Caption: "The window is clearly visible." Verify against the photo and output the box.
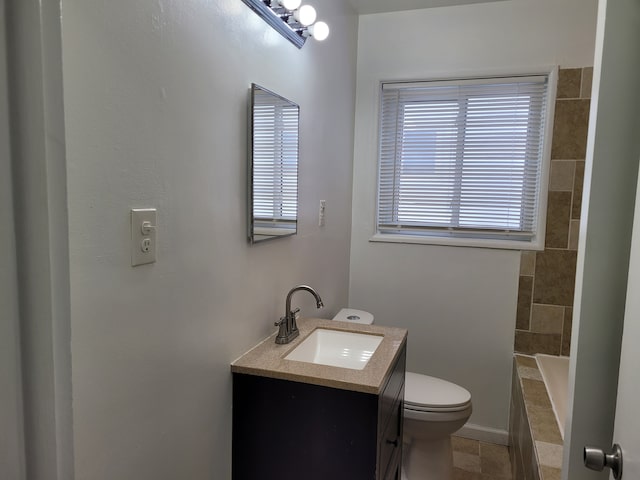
[376,74,554,249]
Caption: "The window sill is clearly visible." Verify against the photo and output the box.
[369,233,544,251]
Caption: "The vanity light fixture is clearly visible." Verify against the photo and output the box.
[272,0,301,10]
[241,0,330,48]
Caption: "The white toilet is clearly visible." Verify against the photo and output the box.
[332,309,473,480]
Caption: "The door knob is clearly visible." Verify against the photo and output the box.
[584,444,623,479]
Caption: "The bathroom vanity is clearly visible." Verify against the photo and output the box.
[231,318,407,480]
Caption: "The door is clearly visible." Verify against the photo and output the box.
[609,173,640,476]
[0,0,26,477]
[563,0,640,478]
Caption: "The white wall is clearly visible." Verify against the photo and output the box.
[350,0,598,436]
[60,0,358,478]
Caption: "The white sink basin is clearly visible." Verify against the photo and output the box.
[285,328,383,370]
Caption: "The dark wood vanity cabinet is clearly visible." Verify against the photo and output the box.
[232,343,406,480]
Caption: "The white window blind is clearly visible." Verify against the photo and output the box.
[252,92,299,224]
[377,75,551,245]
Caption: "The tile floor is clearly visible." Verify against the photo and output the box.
[452,436,513,480]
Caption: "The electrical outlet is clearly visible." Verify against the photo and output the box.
[131,208,157,266]
[141,238,152,253]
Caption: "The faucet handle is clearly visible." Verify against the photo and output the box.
[274,316,290,345]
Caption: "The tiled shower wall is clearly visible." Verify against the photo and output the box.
[514,67,592,356]
[510,356,564,480]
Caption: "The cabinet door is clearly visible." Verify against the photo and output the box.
[233,374,379,480]
[378,344,406,479]
[384,400,404,480]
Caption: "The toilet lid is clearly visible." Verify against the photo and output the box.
[404,372,471,411]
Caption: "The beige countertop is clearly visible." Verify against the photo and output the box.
[231,317,407,395]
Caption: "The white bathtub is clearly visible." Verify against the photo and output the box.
[535,354,570,439]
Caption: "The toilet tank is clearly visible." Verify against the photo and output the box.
[332,308,374,325]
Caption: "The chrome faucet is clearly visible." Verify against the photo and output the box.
[275,285,324,344]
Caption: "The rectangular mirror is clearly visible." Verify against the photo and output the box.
[248,84,299,244]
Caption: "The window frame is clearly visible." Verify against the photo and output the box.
[372,68,558,251]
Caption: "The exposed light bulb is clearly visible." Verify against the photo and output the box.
[308,21,329,41]
[294,4,317,27]
[283,0,302,9]
[273,0,301,11]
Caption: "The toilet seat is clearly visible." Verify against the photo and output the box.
[404,372,471,413]
[404,403,472,422]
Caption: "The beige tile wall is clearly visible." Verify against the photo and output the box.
[510,355,564,480]
[514,67,592,356]
[510,357,540,480]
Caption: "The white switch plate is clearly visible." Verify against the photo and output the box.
[131,208,157,266]
[319,200,326,227]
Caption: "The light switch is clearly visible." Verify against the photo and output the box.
[131,208,157,266]
[319,200,326,227]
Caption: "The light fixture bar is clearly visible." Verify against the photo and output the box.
[241,0,306,48]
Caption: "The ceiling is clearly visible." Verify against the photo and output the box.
[349,0,508,15]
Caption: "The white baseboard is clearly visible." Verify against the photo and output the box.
[454,423,509,445]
